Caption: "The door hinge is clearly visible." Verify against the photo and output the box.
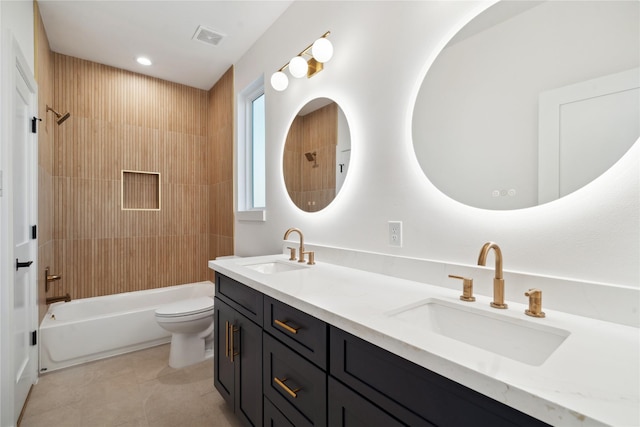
[31,117,41,134]
[32,225,37,239]
[31,330,37,346]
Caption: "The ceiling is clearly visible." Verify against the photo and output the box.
[37,0,294,90]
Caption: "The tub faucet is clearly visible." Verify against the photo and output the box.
[46,293,71,304]
[45,266,62,292]
[283,227,306,263]
[477,242,507,309]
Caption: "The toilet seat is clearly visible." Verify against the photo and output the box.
[155,296,214,318]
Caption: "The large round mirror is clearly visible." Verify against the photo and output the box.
[412,1,639,210]
[283,98,351,212]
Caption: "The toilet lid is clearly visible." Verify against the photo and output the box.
[155,296,214,317]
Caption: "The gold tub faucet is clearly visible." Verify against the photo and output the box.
[477,242,507,309]
[45,266,62,292]
[46,293,71,304]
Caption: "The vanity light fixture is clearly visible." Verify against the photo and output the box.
[271,31,333,92]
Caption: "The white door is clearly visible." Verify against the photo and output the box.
[12,47,38,422]
[538,68,640,203]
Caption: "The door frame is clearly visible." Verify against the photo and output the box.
[1,31,39,427]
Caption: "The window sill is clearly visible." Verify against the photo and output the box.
[237,210,266,222]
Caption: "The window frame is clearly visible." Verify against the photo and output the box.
[237,77,267,221]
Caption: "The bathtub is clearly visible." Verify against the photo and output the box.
[39,281,214,372]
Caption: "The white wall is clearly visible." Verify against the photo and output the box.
[234,1,639,288]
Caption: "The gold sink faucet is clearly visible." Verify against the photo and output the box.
[477,242,507,309]
[284,227,308,263]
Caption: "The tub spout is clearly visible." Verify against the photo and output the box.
[46,294,71,304]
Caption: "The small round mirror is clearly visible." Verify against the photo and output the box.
[283,98,351,212]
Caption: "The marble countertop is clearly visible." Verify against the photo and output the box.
[209,254,639,427]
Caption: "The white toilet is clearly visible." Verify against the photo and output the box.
[155,296,214,369]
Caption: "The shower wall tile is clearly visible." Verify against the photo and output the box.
[50,53,234,300]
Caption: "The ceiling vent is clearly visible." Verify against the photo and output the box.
[192,25,225,46]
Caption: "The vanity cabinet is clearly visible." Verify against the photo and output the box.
[214,274,264,427]
[214,273,548,427]
[330,327,548,427]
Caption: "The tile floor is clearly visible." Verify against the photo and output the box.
[20,344,243,427]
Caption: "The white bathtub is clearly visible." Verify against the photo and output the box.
[39,281,214,372]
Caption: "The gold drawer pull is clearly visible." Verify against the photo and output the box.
[274,319,300,334]
[274,377,300,398]
[230,325,239,362]
[225,321,230,359]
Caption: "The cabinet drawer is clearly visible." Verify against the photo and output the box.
[328,377,431,427]
[264,397,295,427]
[215,273,263,326]
[330,327,549,427]
[264,333,327,427]
[264,296,327,369]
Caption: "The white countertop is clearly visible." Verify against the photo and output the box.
[209,254,639,427]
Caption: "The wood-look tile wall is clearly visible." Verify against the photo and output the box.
[284,103,337,212]
[34,45,233,304]
[208,68,235,259]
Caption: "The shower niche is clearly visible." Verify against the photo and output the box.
[121,170,161,210]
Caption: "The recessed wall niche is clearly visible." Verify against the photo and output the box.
[121,170,161,211]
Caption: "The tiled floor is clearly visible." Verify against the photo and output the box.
[20,344,243,427]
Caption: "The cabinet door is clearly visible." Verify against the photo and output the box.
[328,377,426,427]
[214,298,236,407]
[214,297,263,427]
[235,310,263,427]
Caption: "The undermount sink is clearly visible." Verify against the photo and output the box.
[243,261,308,274]
[387,298,569,366]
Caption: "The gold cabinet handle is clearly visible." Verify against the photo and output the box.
[274,319,300,334]
[225,321,229,359]
[230,325,239,362]
[274,377,300,398]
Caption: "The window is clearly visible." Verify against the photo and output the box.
[238,77,266,221]
[251,93,265,208]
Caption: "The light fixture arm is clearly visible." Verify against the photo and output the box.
[277,31,331,73]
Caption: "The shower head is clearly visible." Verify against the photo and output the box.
[46,105,71,125]
[304,151,319,168]
[57,112,71,125]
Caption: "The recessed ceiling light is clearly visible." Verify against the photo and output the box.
[136,56,152,66]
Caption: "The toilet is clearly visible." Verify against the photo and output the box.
[155,296,214,369]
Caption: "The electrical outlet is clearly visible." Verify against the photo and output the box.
[388,221,402,247]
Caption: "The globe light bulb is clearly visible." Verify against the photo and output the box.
[312,38,333,63]
[289,56,308,78]
[271,71,288,91]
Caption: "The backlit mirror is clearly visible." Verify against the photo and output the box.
[412,1,639,210]
[283,98,351,212]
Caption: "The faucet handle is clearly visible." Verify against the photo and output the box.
[286,246,297,261]
[302,251,315,265]
[525,288,545,318]
[448,275,475,302]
